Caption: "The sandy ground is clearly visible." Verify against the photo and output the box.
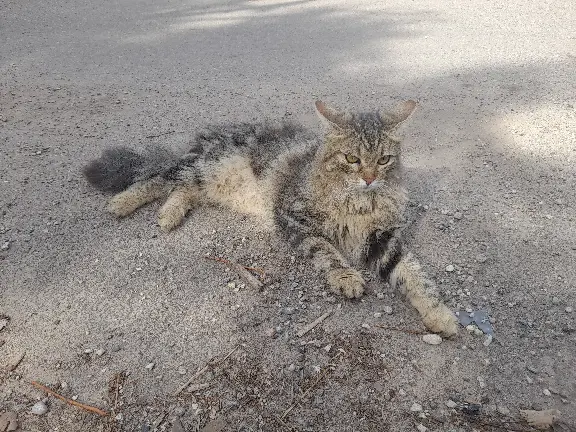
[1,0,576,431]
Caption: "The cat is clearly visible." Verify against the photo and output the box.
[83,100,458,337]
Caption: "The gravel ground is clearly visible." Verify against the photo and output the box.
[1,0,575,431]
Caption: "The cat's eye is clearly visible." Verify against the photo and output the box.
[377,155,391,165]
[345,154,360,164]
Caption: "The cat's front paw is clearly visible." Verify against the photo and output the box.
[327,268,365,299]
[421,303,458,338]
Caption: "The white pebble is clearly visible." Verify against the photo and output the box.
[145,362,155,370]
[361,323,370,329]
[31,401,48,415]
[445,399,458,408]
[373,312,383,318]
[95,348,105,356]
[477,376,486,389]
[410,402,423,412]
[543,388,552,396]
[566,307,573,313]
[384,306,393,315]
[445,265,455,272]
[416,423,428,432]
[178,366,187,375]
[422,334,442,345]
[483,335,493,346]
[323,344,332,352]
[473,328,484,336]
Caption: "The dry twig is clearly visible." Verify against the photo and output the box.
[297,312,332,337]
[204,256,265,290]
[30,381,109,416]
[7,351,25,371]
[280,350,344,420]
[374,324,426,335]
[174,345,240,396]
[145,130,175,139]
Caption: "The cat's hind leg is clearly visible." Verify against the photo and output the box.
[390,252,458,337]
[107,176,169,217]
[158,185,201,231]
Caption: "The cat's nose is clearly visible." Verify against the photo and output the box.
[363,176,376,185]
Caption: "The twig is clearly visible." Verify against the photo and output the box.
[30,381,109,417]
[280,351,344,420]
[204,256,265,277]
[204,256,265,290]
[151,411,167,431]
[173,345,240,396]
[145,130,175,139]
[374,324,426,335]
[297,312,332,337]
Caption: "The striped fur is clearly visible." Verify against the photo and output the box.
[83,100,458,336]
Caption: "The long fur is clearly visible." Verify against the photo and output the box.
[83,102,458,337]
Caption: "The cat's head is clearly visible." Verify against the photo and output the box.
[315,100,416,193]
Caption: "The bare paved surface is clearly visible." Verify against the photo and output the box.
[1,0,575,431]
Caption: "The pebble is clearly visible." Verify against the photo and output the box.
[265,328,277,338]
[566,307,573,313]
[543,389,552,396]
[361,323,370,329]
[453,212,462,220]
[178,366,187,375]
[445,265,455,272]
[497,406,510,416]
[1,241,10,250]
[95,348,105,356]
[410,402,423,412]
[552,297,561,305]
[115,413,124,421]
[31,401,48,415]
[323,344,332,352]
[477,376,486,389]
[416,423,428,432]
[445,400,458,408]
[384,306,393,315]
[84,348,93,354]
[145,362,155,370]
[373,312,383,318]
[476,254,487,263]
[526,376,534,384]
[483,335,493,346]
[422,334,442,345]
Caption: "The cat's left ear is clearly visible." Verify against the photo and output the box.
[315,100,351,129]
[380,100,418,129]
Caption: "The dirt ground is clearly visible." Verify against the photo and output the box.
[1,0,575,431]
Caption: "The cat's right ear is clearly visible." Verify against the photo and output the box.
[315,100,350,129]
[380,100,418,129]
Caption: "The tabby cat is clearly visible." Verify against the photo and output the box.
[83,100,458,336]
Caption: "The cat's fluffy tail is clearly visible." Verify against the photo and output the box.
[83,146,178,193]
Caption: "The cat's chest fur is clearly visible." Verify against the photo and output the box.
[317,190,407,264]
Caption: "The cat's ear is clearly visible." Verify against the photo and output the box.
[380,100,418,129]
[315,100,350,129]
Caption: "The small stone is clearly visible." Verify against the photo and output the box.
[1,241,10,250]
[473,328,484,336]
[445,265,455,272]
[361,323,370,329]
[95,348,105,356]
[543,388,552,396]
[398,389,407,396]
[178,366,187,375]
[145,362,155,370]
[565,307,573,313]
[476,254,487,263]
[483,335,493,346]
[466,325,476,333]
[287,364,296,372]
[384,306,393,315]
[31,401,48,415]
[477,376,486,389]
[497,406,510,416]
[552,297,561,305]
[445,400,458,408]
[115,413,124,421]
[265,328,276,338]
[453,212,463,220]
[422,334,442,345]
[374,312,383,318]
[84,348,93,354]
[323,344,332,352]
[71,395,79,400]
[416,423,428,432]
[376,292,385,299]
[227,282,236,289]
[526,376,534,384]
[410,402,423,412]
